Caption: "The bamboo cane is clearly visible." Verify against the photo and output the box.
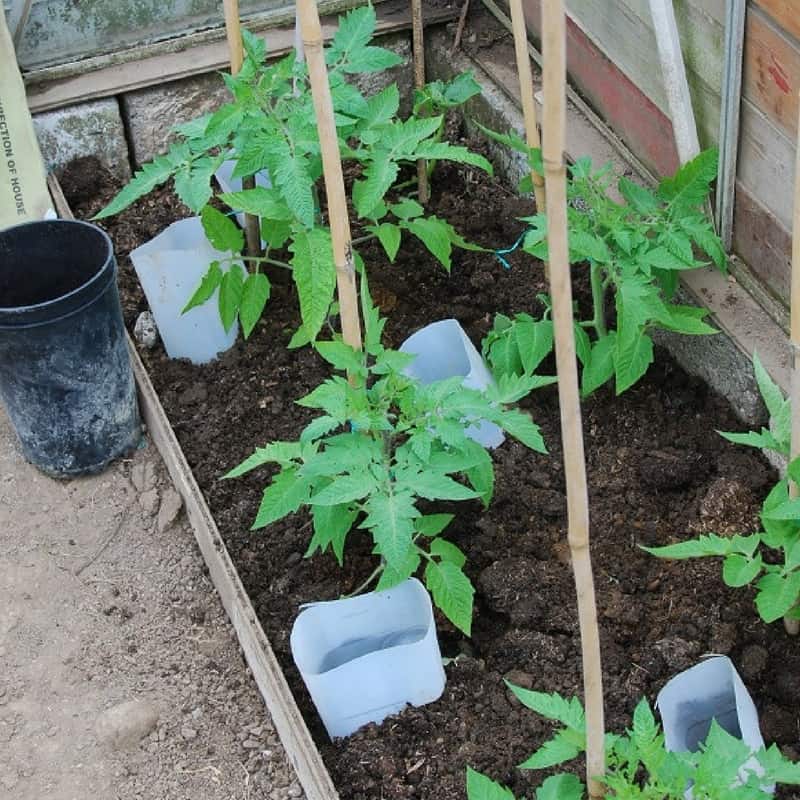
[411,0,429,204]
[297,0,363,352]
[508,0,546,214]
[540,0,605,794]
[222,0,261,261]
[786,96,800,636]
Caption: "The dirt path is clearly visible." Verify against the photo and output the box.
[0,408,305,800]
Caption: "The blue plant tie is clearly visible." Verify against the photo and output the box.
[494,230,528,270]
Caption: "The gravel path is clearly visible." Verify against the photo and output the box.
[0,408,306,799]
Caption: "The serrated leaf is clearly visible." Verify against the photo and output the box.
[307,503,359,564]
[218,266,244,332]
[390,198,424,220]
[296,377,349,420]
[375,548,422,591]
[201,205,245,252]
[514,317,553,374]
[614,330,654,395]
[371,222,402,261]
[644,533,736,560]
[718,428,782,452]
[407,216,453,270]
[569,230,610,263]
[424,560,474,635]
[430,538,467,568]
[498,409,547,452]
[239,273,270,338]
[354,159,400,218]
[722,553,763,587]
[753,351,784,419]
[272,149,315,228]
[755,572,800,622]
[311,473,376,506]
[415,513,455,537]
[182,261,223,314]
[343,45,403,73]
[94,153,177,219]
[618,177,659,214]
[300,415,340,443]
[763,498,800,520]
[535,774,584,800]
[465,444,495,507]
[411,142,493,175]
[219,186,294,221]
[290,227,337,342]
[658,147,718,210]
[581,333,616,396]
[518,729,584,770]
[174,156,219,213]
[224,441,302,478]
[363,84,400,127]
[328,5,376,64]
[252,468,310,528]
[506,686,585,730]
[466,768,517,800]
[315,341,367,375]
[400,470,479,501]
[361,491,418,570]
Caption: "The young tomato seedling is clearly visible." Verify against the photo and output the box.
[225,280,548,635]
[479,128,725,397]
[647,353,800,626]
[466,682,800,799]
[95,6,491,344]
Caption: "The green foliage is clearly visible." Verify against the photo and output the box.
[484,149,724,398]
[467,686,800,799]
[95,5,490,343]
[647,352,800,624]
[225,285,547,635]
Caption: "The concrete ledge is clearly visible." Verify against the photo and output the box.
[426,27,782,427]
[33,98,131,181]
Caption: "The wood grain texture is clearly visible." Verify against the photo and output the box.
[521,0,680,176]
[744,5,800,139]
[733,181,792,305]
[754,0,800,44]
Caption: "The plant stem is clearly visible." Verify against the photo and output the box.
[589,260,607,338]
[352,233,378,246]
[342,563,384,598]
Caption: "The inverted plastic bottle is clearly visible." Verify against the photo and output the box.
[399,319,505,448]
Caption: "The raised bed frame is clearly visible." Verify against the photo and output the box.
[47,15,795,799]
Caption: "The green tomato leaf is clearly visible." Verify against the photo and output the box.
[430,538,467,568]
[415,513,456,537]
[581,333,616,396]
[722,553,763,587]
[290,227,337,343]
[755,572,800,623]
[218,265,244,333]
[466,768,517,800]
[535,774,585,800]
[182,261,223,314]
[252,468,310,528]
[201,205,245,252]
[239,273,270,338]
[424,559,474,635]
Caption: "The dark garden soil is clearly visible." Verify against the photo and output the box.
[62,154,800,799]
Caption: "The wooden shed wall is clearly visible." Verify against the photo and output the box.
[517,0,799,310]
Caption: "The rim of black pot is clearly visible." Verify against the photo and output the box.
[0,218,116,317]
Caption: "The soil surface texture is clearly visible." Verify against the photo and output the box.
[62,150,800,800]
[0,410,305,799]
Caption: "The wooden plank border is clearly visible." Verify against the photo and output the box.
[127,338,340,800]
[48,176,340,800]
[24,1,456,114]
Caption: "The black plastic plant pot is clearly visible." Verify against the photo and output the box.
[0,219,141,477]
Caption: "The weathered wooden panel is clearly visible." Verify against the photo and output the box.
[737,97,796,231]
[521,0,679,175]
[754,0,800,44]
[733,181,792,306]
[4,0,371,70]
[743,5,800,140]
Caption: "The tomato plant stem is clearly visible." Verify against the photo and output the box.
[589,260,607,338]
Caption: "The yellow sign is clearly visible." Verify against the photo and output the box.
[0,11,52,230]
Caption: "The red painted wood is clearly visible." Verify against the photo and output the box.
[519,0,679,177]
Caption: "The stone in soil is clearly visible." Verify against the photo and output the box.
[96,699,159,749]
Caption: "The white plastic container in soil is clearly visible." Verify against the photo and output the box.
[130,216,243,364]
[290,578,446,739]
[657,655,770,791]
[399,319,504,448]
